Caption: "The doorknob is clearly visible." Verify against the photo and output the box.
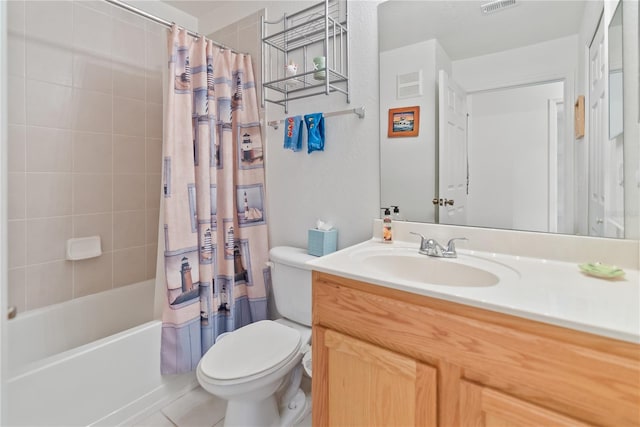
[432,198,455,206]
[8,305,17,320]
[596,218,604,224]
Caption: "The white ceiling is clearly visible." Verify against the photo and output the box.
[164,0,588,60]
[378,0,587,60]
[162,0,217,17]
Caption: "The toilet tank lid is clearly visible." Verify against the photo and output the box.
[269,246,315,270]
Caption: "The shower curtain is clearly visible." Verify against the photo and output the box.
[160,26,269,374]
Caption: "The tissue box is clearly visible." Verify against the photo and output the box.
[308,229,337,256]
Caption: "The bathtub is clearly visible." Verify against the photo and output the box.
[6,280,197,426]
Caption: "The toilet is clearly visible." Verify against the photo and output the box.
[196,247,314,427]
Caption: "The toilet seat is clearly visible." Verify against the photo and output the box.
[199,320,302,386]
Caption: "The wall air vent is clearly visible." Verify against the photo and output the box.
[397,70,422,99]
[480,0,517,15]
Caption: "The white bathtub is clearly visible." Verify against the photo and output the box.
[6,280,197,426]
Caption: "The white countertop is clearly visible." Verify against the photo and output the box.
[308,238,640,344]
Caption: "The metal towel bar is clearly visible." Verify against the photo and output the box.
[267,106,365,129]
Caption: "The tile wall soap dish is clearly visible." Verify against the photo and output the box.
[578,262,626,279]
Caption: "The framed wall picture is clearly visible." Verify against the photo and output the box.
[388,106,420,137]
[574,95,585,139]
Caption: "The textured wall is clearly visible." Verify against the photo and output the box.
[262,1,382,251]
[202,1,382,251]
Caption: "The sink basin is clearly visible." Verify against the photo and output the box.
[360,255,499,287]
[349,246,516,287]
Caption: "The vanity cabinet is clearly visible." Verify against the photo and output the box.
[311,271,640,427]
[317,328,437,426]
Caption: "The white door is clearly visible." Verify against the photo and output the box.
[588,15,606,237]
[438,70,468,225]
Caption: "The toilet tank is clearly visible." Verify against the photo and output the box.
[269,246,315,327]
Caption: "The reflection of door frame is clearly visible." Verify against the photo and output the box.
[1,1,8,423]
[548,99,561,233]
[463,78,570,232]
[587,12,606,237]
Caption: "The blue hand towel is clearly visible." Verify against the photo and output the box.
[304,113,325,153]
[283,116,304,151]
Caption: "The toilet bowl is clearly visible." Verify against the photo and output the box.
[196,246,315,427]
[197,320,311,427]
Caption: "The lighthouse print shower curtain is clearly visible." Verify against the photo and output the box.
[161,26,269,374]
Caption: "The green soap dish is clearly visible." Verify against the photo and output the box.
[578,262,626,279]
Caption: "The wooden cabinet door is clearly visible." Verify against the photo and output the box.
[459,380,594,427]
[313,327,437,427]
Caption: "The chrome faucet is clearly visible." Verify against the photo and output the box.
[410,232,468,258]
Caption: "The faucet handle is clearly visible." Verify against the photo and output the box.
[410,232,426,244]
[446,237,468,252]
[410,232,429,252]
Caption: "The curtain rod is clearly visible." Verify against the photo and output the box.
[103,0,246,56]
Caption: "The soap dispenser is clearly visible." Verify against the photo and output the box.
[381,207,393,243]
[391,205,404,221]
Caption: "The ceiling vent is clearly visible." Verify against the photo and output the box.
[480,0,518,15]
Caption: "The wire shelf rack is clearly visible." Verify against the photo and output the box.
[261,0,349,113]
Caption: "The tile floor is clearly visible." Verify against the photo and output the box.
[133,386,312,427]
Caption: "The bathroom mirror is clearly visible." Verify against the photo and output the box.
[378,0,638,239]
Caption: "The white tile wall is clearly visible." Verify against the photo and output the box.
[24,1,73,47]
[113,66,146,100]
[25,173,72,218]
[25,217,72,264]
[74,3,112,56]
[8,220,26,268]
[113,19,145,64]
[26,127,72,173]
[72,131,113,173]
[7,174,26,220]
[114,135,145,174]
[25,40,74,86]
[72,173,112,214]
[8,36,26,77]
[7,0,25,35]
[6,0,165,312]
[113,211,146,249]
[72,89,113,132]
[25,260,73,310]
[114,174,146,211]
[7,125,26,172]
[8,76,26,125]
[113,247,147,288]
[26,80,73,128]
[73,252,114,297]
[114,95,146,136]
[73,54,113,93]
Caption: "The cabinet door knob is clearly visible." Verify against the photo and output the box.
[444,199,454,206]
[7,305,17,320]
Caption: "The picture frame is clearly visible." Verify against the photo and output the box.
[388,106,420,137]
[574,95,585,139]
